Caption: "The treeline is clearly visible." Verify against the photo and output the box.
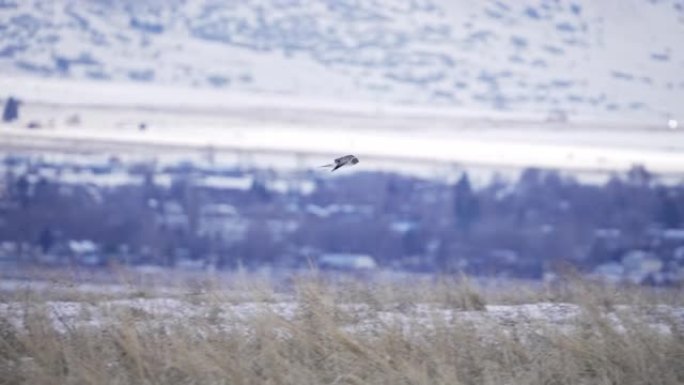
[1,159,683,280]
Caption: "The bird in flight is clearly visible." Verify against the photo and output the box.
[321,154,359,172]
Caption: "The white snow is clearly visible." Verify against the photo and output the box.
[2,1,684,180]
[1,292,682,338]
[668,119,679,130]
[3,110,684,178]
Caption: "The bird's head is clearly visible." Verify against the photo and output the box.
[351,157,359,164]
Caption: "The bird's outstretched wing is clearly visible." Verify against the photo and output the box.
[320,155,358,171]
[320,157,342,169]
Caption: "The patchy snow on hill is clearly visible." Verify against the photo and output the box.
[1,0,683,122]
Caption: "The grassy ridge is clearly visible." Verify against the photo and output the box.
[1,274,683,385]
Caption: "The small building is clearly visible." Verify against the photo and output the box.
[68,240,101,266]
[318,253,377,271]
[592,262,624,284]
[197,203,247,242]
[622,250,663,284]
[157,201,189,229]
[593,250,664,284]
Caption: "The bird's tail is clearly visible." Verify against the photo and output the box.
[319,163,334,168]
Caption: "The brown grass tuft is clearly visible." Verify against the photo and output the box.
[1,274,682,385]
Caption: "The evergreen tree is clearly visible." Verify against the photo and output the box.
[453,173,480,234]
[2,97,20,122]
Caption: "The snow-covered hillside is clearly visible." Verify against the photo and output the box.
[1,0,683,122]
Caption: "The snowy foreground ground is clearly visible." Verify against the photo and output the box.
[2,292,683,337]
[1,274,683,337]
[1,274,684,384]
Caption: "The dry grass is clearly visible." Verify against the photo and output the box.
[1,272,683,385]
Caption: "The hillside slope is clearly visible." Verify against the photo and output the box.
[1,0,683,122]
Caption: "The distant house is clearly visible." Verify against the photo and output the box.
[158,201,189,229]
[674,246,684,264]
[304,204,372,218]
[592,262,624,284]
[175,257,213,271]
[0,242,18,262]
[68,240,101,266]
[662,228,684,242]
[318,253,377,271]
[197,203,247,241]
[622,250,663,284]
[390,220,417,234]
[593,250,664,284]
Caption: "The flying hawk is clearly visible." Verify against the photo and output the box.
[321,155,359,172]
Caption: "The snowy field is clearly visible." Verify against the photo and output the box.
[2,285,683,337]
[2,77,684,184]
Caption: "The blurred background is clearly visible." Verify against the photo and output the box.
[1,0,683,286]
